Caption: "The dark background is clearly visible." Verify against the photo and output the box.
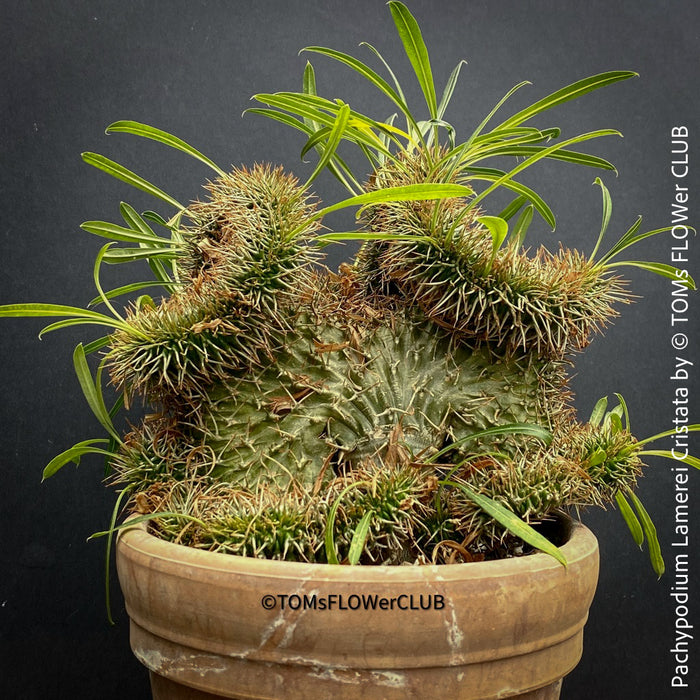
[1,1,699,698]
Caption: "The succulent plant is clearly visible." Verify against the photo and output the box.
[2,2,698,575]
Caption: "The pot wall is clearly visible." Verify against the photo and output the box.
[117,517,598,699]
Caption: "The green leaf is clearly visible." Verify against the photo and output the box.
[251,93,399,159]
[303,102,351,189]
[590,177,613,260]
[608,412,623,434]
[316,231,431,244]
[41,439,112,480]
[495,71,638,130]
[465,81,532,146]
[82,335,113,355]
[461,167,555,229]
[88,280,178,308]
[512,204,534,248]
[88,511,206,540]
[479,215,509,250]
[478,215,508,273]
[318,183,472,218]
[426,423,552,464]
[301,46,417,131]
[92,243,124,322]
[589,396,608,426]
[626,489,664,577]
[389,2,437,118]
[498,195,528,222]
[103,486,133,624]
[441,480,567,566]
[639,450,700,471]
[101,247,182,264]
[589,448,608,467]
[0,303,138,337]
[106,120,225,176]
[73,344,121,442]
[636,424,700,446]
[463,130,621,218]
[348,512,374,566]
[360,41,408,103]
[610,261,696,289]
[437,60,467,120]
[80,220,170,246]
[324,481,370,564]
[472,145,616,172]
[614,393,630,431]
[82,152,184,210]
[615,491,644,547]
[601,224,697,266]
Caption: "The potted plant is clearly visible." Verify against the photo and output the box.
[1,3,696,699]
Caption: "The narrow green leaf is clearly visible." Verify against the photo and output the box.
[80,221,169,246]
[471,144,616,172]
[463,167,555,229]
[636,424,700,446]
[464,130,621,217]
[601,224,696,265]
[73,344,120,441]
[348,512,374,565]
[0,304,138,337]
[249,107,361,193]
[301,46,416,130]
[614,393,630,431]
[88,511,207,540]
[42,439,112,480]
[82,335,113,355]
[495,71,638,130]
[426,423,552,464]
[251,93,399,158]
[37,318,115,337]
[589,396,608,426]
[615,491,644,547]
[102,247,182,264]
[627,489,664,577]
[590,177,612,260]
[465,81,532,146]
[82,152,183,209]
[442,480,567,566]
[324,481,370,564]
[437,60,467,120]
[106,121,225,176]
[639,450,700,471]
[360,41,407,103]
[498,195,528,222]
[389,2,437,118]
[303,102,351,189]
[103,485,133,624]
[609,261,696,289]
[316,231,431,244]
[88,280,179,308]
[318,183,472,218]
[512,204,534,248]
[93,243,124,322]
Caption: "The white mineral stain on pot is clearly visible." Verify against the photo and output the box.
[134,647,227,676]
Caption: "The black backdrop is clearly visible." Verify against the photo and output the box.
[1,1,699,698]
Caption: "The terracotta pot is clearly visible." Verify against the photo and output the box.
[116,515,598,700]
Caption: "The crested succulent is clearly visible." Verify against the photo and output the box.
[2,2,698,575]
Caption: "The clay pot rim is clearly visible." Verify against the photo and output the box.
[118,511,597,583]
